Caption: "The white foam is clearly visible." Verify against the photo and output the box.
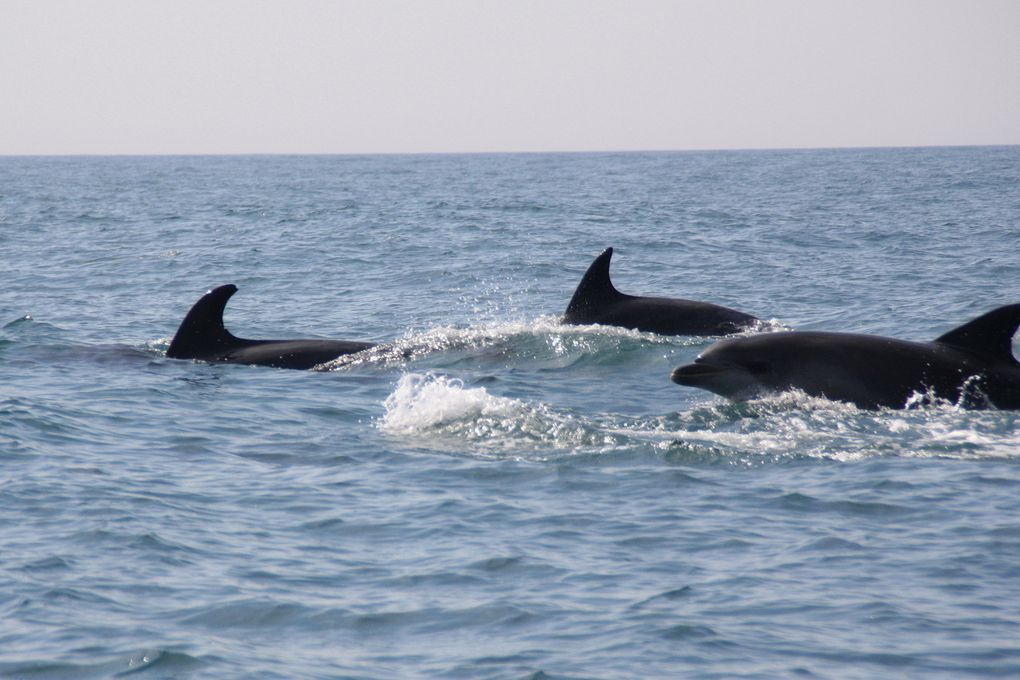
[377,372,617,455]
[379,373,523,434]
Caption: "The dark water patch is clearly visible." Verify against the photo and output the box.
[379,570,490,591]
[796,536,868,553]
[40,587,120,607]
[0,650,207,680]
[630,586,695,610]
[341,602,541,636]
[67,528,203,565]
[964,474,1020,489]
[769,492,916,519]
[659,622,719,640]
[16,557,76,574]
[176,599,311,629]
[470,556,526,572]
[662,439,769,467]
[295,516,346,532]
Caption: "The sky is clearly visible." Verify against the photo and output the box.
[1,0,1018,155]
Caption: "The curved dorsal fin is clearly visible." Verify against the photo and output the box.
[934,303,1020,363]
[166,284,242,359]
[564,247,625,318]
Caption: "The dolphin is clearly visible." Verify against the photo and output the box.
[166,284,375,369]
[562,248,759,336]
[670,304,1020,409]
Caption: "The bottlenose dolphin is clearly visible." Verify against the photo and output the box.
[562,248,759,336]
[671,304,1020,409]
[166,284,375,369]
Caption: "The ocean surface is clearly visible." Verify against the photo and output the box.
[2,147,1020,679]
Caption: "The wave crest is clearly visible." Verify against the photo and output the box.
[320,316,703,371]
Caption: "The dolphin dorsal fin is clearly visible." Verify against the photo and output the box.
[564,247,625,317]
[934,303,1020,363]
[166,284,243,359]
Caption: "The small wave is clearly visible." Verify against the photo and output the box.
[4,314,35,329]
[321,316,704,371]
[2,316,65,342]
[0,649,205,679]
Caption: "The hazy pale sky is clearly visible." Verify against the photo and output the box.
[2,0,1018,155]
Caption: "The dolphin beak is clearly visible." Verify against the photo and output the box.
[671,362,728,386]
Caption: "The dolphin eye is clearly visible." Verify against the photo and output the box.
[744,360,772,376]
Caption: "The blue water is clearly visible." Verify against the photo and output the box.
[2,148,1020,679]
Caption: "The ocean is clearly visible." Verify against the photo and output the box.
[1,147,1019,678]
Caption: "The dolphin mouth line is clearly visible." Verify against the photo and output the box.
[670,362,730,385]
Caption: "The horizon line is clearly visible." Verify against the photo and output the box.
[2,142,1018,159]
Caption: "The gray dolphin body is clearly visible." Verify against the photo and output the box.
[562,248,759,336]
[671,304,1020,409]
[167,285,374,369]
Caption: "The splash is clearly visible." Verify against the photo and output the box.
[378,373,618,455]
[653,390,1020,464]
[381,373,523,432]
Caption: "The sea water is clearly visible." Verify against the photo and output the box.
[1,148,1019,678]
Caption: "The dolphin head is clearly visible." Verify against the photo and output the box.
[671,335,788,401]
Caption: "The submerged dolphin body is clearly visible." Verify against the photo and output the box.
[671,304,1020,409]
[166,285,374,369]
[562,248,759,336]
